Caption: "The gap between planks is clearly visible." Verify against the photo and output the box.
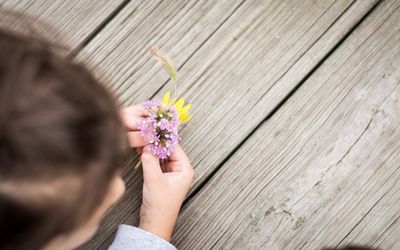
[183,0,382,206]
[85,1,381,248]
[173,0,398,247]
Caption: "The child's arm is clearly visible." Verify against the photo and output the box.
[110,107,194,249]
[109,146,193,249]
[138,144,194,241]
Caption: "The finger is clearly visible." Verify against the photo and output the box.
[141,146,162,180]
[120,114,145,131]
[169,144,190,163]
[121,105,149,118]
[136,147,143,155]
[165,162,182,172]
[127,132,148,147]
[168,145,193,173]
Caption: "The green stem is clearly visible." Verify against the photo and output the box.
[172,80,177,100]
[134,159,142,170]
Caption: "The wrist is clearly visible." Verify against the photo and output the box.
[139,217,176,241]
[139,202,182,241]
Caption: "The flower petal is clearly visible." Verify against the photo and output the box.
[181,103,191,113]
[162,91,170,106]
[181,116,192,124]
[175,98,184,110]
[179,112,188,121]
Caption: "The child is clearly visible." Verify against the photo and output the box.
[0,29,194,250]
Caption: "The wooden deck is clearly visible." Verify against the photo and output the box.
[1,0,399,249]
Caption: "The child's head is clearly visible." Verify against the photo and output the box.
[0,29,127,249]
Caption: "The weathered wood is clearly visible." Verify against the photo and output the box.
[81,0,379,248]
[340,179,400,249]
[77,0,245,248]
[77,0,245,97]
[371,214,400,250]
[154,0,378,196]
[172,0,400,249]
[0,0,125,51]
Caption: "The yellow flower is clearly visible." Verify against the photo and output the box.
[162,91,192,124]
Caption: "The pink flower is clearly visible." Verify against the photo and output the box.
[138,100,180,160]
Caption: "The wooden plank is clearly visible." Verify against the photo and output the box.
[172,0,400,248]
[154,0,378,195]
[340,180,400,249]
[77,0,245,248]
[0,0,125,51]
[77,0,245,97]
[81,0,379,248]
[372,216,400,250]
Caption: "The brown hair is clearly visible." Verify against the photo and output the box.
[0,29,127,249]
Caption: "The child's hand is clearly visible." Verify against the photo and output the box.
[120,105,149,149]
[139,144,194,241]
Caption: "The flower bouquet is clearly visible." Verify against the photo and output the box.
[135,47,191,168]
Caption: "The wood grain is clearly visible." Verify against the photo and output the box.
[0,0,125,51]
[172,0,400,248]
[77,0,245,248]
[80,0,379,248]
[154,0,378,196]
[77,0,245,98]
[1,0,389,248]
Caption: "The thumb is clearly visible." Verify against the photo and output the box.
[141,146,162,181]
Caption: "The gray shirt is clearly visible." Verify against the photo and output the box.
[108,225,177,250]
